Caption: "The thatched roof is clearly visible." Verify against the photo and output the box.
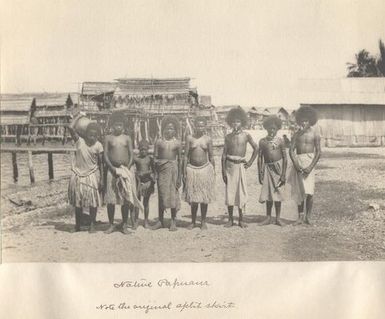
[0,114,30,125]
[81,82,118,96]
[0,94,33,112]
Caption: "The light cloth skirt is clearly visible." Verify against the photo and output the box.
[259,159,286,203]
[287,153,315,204]
[225,155,248,209]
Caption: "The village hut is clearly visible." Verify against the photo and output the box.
[0,94,33,144]
[299,78,385,147]
[77,78,223,147]
[80,82,118,111]
[32,93,76,142]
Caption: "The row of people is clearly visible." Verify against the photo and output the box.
[67,106,321,234]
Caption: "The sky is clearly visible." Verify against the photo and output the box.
[1,0,384,107]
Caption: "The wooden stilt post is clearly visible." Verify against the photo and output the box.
[11,152,18,182]
[28,151,35,183]
[48,152,54,180]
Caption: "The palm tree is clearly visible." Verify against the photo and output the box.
[347,49,378,77]
[376,39,385,76]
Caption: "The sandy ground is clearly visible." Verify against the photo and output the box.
[2,147,385,262]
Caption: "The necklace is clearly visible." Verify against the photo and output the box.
[266,136,279,150]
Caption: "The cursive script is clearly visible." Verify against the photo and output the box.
[114,278,210,289]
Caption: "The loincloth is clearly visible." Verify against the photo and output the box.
[137,173,155,198]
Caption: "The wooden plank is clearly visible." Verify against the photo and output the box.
[28,151,35,183]
[48,152,54,180]
[0,146,75,153]
[11,152,18,182]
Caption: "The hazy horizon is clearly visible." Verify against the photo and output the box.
[1,0,384,107]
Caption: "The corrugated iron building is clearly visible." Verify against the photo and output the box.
[299,78,385,147]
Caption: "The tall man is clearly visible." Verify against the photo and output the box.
[288,106,321,225]
[222,107,258,228]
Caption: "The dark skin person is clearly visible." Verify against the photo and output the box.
[183,119,215,230]
[152,123,182,231]
[104,120,134,235]
[67,115,104,233]
[257,123,287,226]
[289,119,321,225]
[221,118,258,228]
[133,147,156,229]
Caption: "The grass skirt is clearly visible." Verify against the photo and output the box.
[184,162,216,204]
[68,169,101,208]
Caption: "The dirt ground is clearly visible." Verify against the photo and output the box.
[2,147,385,262]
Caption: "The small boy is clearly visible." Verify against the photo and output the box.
[288,106,321,225]
[133,140,156,229]
[104,112,143,234]
[67,117,104,233]
[222,107,258,228]
[152,115,182,231]
[258,115,287,226]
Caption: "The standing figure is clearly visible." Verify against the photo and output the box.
[133,140,156,229]
[258,116,287,226]
[183,116,216,230]
[67,118,104,233]
[104,113,143,235]
[222,107,258,228]
[288,106,321,225]
[152,116,182,231]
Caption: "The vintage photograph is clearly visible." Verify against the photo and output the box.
[1,0,384,263]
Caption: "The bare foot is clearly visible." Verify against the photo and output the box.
[73,225,81,233]
[239,221,248,228]
[132,221,139,230]
[258,217,272,226]
[187,223,195,230]
[169,220,178,232]
[275,218,285,226]
[152,221,164,230]
[121,223,130,235]
[144,221,150,229]
[88,223,96,233]
[104,225,115,234]
[303,218,311,225]
[201,222,208,230]
[224,220,235,227]
[293,217,304,226]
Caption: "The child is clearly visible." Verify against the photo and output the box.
[104,112,143,235]
[222,107,258,228]
[67,117,104,233]
[258,115,287,226]
[288,106,321,225]
[133,139,156,229]
[152,115,182,231]
[183,116,216,230]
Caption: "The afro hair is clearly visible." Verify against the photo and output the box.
[138,139,150,150]
[86,122,101,135]
[109,111,127,127]
[263,115,282,130]
[225,106,248,127]
[295,106,318,126]
[161,115,180,136]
